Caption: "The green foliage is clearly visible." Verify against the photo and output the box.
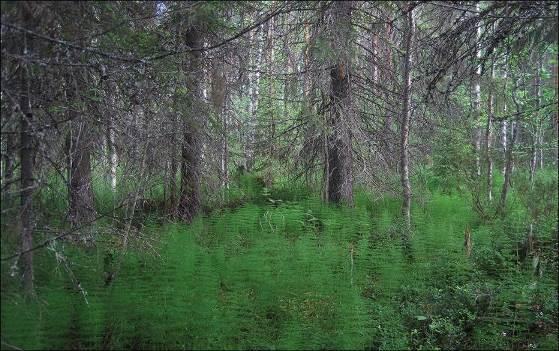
[431,128,474,194]
[2,179,557,349]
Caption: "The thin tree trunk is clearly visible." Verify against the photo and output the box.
[538,132,544,169]
[19,25,34,296]
[536,58,543,170]
[498,78,521,216]
[400,3,414,225]
[2,117,16,200]
[530,58,542,184]
[501,119,508,175]
[221,101,229,190]
[245,27,264,172]
[530,130,537,183]
[498,119,517,216]
[473,3,482,177]
[485,60,495,201]
[167,85,179,216]
[265,17,276,186]
[501,63,508,175]
[382,16,395,169]
[168,112,178,215]
[509,120,520,173]
[211,64,228,191]
[106,80,118,193]
[371,24,379,88]
[67,74,95,243]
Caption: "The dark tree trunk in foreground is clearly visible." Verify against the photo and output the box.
[19,17,34,296]
[327,0,353,205]
[400,4,414,224]
[178,26,203,223]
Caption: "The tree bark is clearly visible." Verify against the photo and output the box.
[106,80,118,193]
[178,26,203,223]
[485,60,495,201]
[501,63,508,175]
[326,0,353,205]
[19,21,35,296]
[400,4,414,225]
[530,58,542,183]
[2,116,16,200]
[536,58,544,170]
[245,26,264,172]
[66,73,95,240]
[382,17,396,169]
[473,3,482,177]
[168,113,178,215]
[498,118,517,216]
[498,78,521,216]
[211,64,228,190]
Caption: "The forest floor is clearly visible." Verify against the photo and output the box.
[1,175,558,350]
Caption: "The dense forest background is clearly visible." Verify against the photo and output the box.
[1,1,558,350]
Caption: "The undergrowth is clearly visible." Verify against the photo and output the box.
[1,170,557,350]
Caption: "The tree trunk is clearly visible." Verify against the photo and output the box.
[211,64,228,190]
[370,24,379,88]
[66,74,95,241]
[19,24,35,296]
[2,116,16,200]
[221,101,229,190]
[536,58,544,170]
[498,78,521,216]
[530,58,542,183]
[67,125,95,227]
[400,4,414,225]
[473,3,482,177]
[529,130,537,183]
[168,112,178,215]
[245,27,264,172]
[379,14,396,169]
[178,26,203,223]
[326,0,353,205]
[265,16,276,187]
[106,80,118,193]
[498,119,517,216]
[501,63,508,175]
[485,60,495,201]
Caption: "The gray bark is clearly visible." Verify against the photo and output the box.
[19,20,34,295]
[245,27,264,172]
[473,2,482,177]
[485,61,494,201]
[326,0,353,205]
[498,78,521,216]
[178,25,203,223]
[400,4,414,224]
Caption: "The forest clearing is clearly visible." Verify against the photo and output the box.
[1,1,558,350]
